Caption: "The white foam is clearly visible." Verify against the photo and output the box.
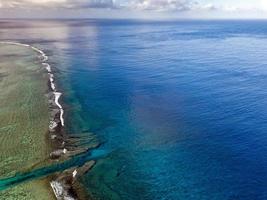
[49,73,54,79]
[49,120,58,130]
[50,181,75,200]
[0,41,30,47]
[54,92,65,126]
[49,74,54,83]
[54,92,62,109]
[42,63,51,72]
[72,170,78,178]
[31,46,48,62]
[51,83,56,91]
[47,73,56,91]
[50,181,64,199]
[60,109,65,127]
[50,80,56,91]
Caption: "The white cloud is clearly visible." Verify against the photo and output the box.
[1,0,265,14]
[202,0,267,13]
[257,0,267,11]
[129,0,197,11]
[0,0,115,9]
[0,0,199,11]
[0,0,214,12]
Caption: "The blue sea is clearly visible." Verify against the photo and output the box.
[2,20,267,199]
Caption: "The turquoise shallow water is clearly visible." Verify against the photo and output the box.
[1,20,267,199]
[0,149,106,191]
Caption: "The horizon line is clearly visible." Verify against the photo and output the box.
[1,17,267,21]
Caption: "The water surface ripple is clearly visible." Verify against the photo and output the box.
[1,20,267,200]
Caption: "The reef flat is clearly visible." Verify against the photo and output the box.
[0,43,55,199]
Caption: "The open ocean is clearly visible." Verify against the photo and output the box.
[1,19,267,199]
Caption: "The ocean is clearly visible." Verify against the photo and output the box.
[1,19,267,200]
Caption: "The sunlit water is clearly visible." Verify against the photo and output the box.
[1,20,267,199]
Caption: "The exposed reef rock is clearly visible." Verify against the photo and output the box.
[51,161,96,200]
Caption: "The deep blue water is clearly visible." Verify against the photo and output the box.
[1,20,267,199]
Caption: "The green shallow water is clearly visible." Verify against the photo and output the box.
[0,44,51,178]
[0,43,57,199]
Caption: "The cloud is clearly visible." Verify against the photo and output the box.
[0,0,115,9]
[0,0,259,13]
[128,0,197,11]
[201,0,267,13]
[0,0,199,11]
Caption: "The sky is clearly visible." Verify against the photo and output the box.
[1,0,267,19]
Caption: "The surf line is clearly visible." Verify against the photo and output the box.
[0,41,64,127]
